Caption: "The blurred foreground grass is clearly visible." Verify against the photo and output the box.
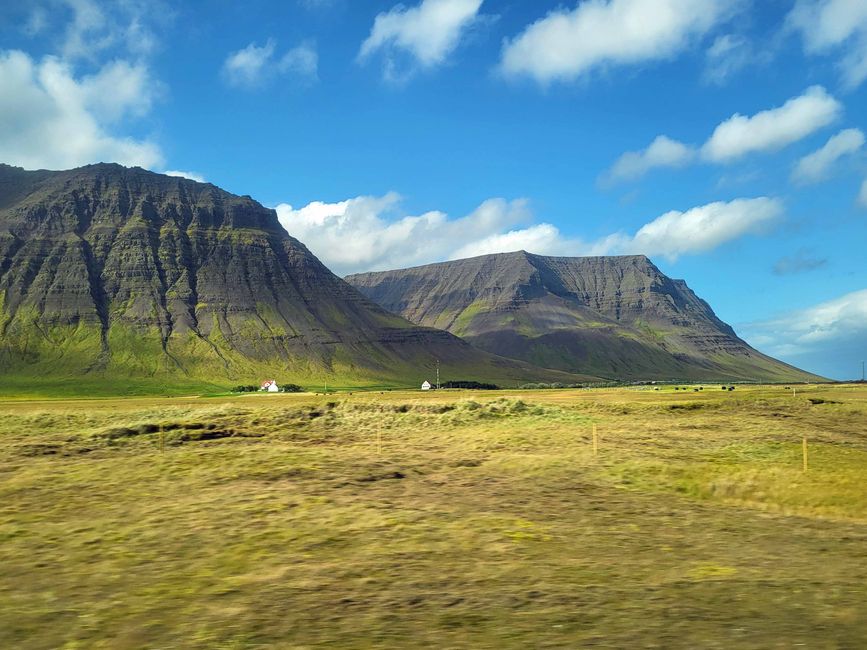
[1,384,865,648]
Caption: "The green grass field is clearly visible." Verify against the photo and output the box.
[1,384,865,648]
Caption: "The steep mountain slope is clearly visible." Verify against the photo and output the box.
[347,251,821,382]
[0,165,591,393]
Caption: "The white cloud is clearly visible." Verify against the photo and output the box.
[703,34,756,85]
[77,59,158,123]
[0,50,163,170]
[622,197,783,261]
[500,0,732,84]
[222,40,276,87]
[701,86,842,163]
[164,170,206,183]
[277,194,535,274]
[59,0,161,61]
[603,135,696,184]
[281,43,318,79]
[744,288,867,356]
[277,193,782,274]
[859,178,867,207]
[60,0,111,59]
[222,39,318,88]
[792,128,864,184]
[358,0,483,80]
[450,224,579,261]
[607,87,846,184]
[787,0,867,89]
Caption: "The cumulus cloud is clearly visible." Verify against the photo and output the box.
[787,0,867,89]
[792,128,864,184]
[450,224,598,261]
[743,288,867,361]
[605,87,843,184]
[164,170,206,183]
[602,135,696,184]
[277,193,782,274]
[277,194,538,275]
[0,50,163,170]
[500,0,732,84]
[702,86,842,163]
[77,58,158,123]
[358,0,484,80]
[622,197,783,260]
[222,39,318,88]
[223,41,275,87]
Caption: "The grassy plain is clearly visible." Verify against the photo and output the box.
[0,384,865,648]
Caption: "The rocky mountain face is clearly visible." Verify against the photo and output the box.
[347,251,820,382]
[0,165,589,391]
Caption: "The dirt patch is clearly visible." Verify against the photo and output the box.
[178,429,262,442]
[357,470,406,482]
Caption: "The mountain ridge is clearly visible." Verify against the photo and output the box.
[0,164,594,393]
[346,250,822,382]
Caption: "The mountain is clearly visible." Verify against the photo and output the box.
[346,251,821,382]
[0,165,593,394]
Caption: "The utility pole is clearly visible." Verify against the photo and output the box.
[436,359,440,390]
[324,377,327,394]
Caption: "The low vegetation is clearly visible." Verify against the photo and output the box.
[440,380,500,390]
[231,383,305,394]
[0,384,865,648]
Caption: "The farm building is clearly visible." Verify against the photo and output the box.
[421,380,432,391]
[260,380,279,393]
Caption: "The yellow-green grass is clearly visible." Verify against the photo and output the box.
[0,385,865,648]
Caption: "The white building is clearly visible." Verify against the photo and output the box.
[260,380,280,393]
[421,380,432,391]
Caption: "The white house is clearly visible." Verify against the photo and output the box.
[260,380,279,393]
[421,380,432,391]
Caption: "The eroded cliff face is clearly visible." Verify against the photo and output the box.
[0,164,586,387]
[347,251,820,382]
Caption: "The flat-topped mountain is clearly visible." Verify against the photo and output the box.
[347,251,821,382]
[0,165,589,392]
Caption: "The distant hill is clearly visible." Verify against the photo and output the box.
[0,165,593,394]
[347,251,822,383]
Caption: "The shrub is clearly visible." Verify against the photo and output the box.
[279,383,304,393]
[441,380,500,390]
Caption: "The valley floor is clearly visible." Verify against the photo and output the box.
[1,385,866,648]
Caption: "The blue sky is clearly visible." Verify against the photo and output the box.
[1,0,866,379]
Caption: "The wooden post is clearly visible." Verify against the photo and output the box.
[802,436,808,472]
[592,423,598,457]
